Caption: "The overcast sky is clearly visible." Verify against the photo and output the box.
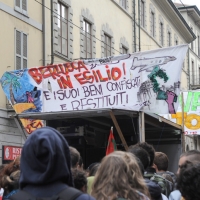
[173,0,200,10]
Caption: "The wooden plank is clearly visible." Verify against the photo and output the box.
[0,125,21,135]
[109,111,128,151]
[0,118,18,127]
[14,118,28,141]
[0,134,23,144]
[158,116,182,129]
[181,92,185,152]
[0,109,9,118]
[145,114,162,128]
[139,111,145,142]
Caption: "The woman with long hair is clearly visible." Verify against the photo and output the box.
[91,151,150,200]
[0,156,21,199]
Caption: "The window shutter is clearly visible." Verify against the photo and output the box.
[23,59,27,69]
[22,0,27,11]
[16,31,27,70]
[15,0,21,8]
[16,57,21,70]
[23,34,27,57]
[16,30,21,70]
[16,31,21,55]
[23,33,27,69]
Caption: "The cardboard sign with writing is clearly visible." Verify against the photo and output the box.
[161,91,200,135]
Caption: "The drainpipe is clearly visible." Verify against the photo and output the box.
[138,0,141,51]
[42,0,46,66]
[50,0,54,65]
[188,49,190,90]
[133,0,136,52]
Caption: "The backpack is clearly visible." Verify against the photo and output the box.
[144,173,173,197]
[10,187,82,200]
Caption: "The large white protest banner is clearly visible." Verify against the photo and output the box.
[162,91,200,135]
[1,45,188,118]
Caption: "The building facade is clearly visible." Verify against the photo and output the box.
[175,4,200,89]
[0,0,197,163]
[0,0,44,161]
[174,3,200,152]
[134,0,195,91]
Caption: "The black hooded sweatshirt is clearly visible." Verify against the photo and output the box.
[16,127,95,200]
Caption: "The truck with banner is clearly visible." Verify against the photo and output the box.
[0,44,188,134]
[0,45,188,170]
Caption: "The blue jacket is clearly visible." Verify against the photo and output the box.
[168,190,181,200]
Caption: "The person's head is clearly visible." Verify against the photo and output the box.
[91,151,150,200]
[135,142,155,167]
[177,161,200,200]
[128,145,150,170]
[69,147,80,169]
[71,169,87,193]
[87,162,100,177]
[154,152,168,172]
[177,150,200,174]
[0,164,6,173]
[1,170,20,195]
[77,156,83,170]
[1,156,20,177]
[19,127,73,189]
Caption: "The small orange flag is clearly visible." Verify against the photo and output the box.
[106,127,117,155]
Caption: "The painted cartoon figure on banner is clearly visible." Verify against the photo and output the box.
[132,56,180,114]
[1,71,43,134]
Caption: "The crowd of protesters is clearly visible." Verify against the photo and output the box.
[0,127,199,200]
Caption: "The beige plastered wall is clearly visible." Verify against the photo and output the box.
[53,0,133,62]
[0,1,43,108]
[137,0,190,90]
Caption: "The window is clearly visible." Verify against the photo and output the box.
[80,9,96,59]
[141,0,145,28]
[57,2,68,56]
[168,31,171,46]
[83,20,92,59]
[122,46,128,54]
[15,0,27,15]
[199,66,200,84]
[192,61,194,85]
[15,30,27,70]
[191,40,194,51]
[174,34,179,46]
[191,27,194,51]
[104,34,111,57]
[122,0,127,9]
[198,36,200,56]
[151,11,155,37]
[120,37,129,55]
[160,22,164,46]
[101,24,114,57]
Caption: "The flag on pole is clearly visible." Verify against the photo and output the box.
[106,127,117,155]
